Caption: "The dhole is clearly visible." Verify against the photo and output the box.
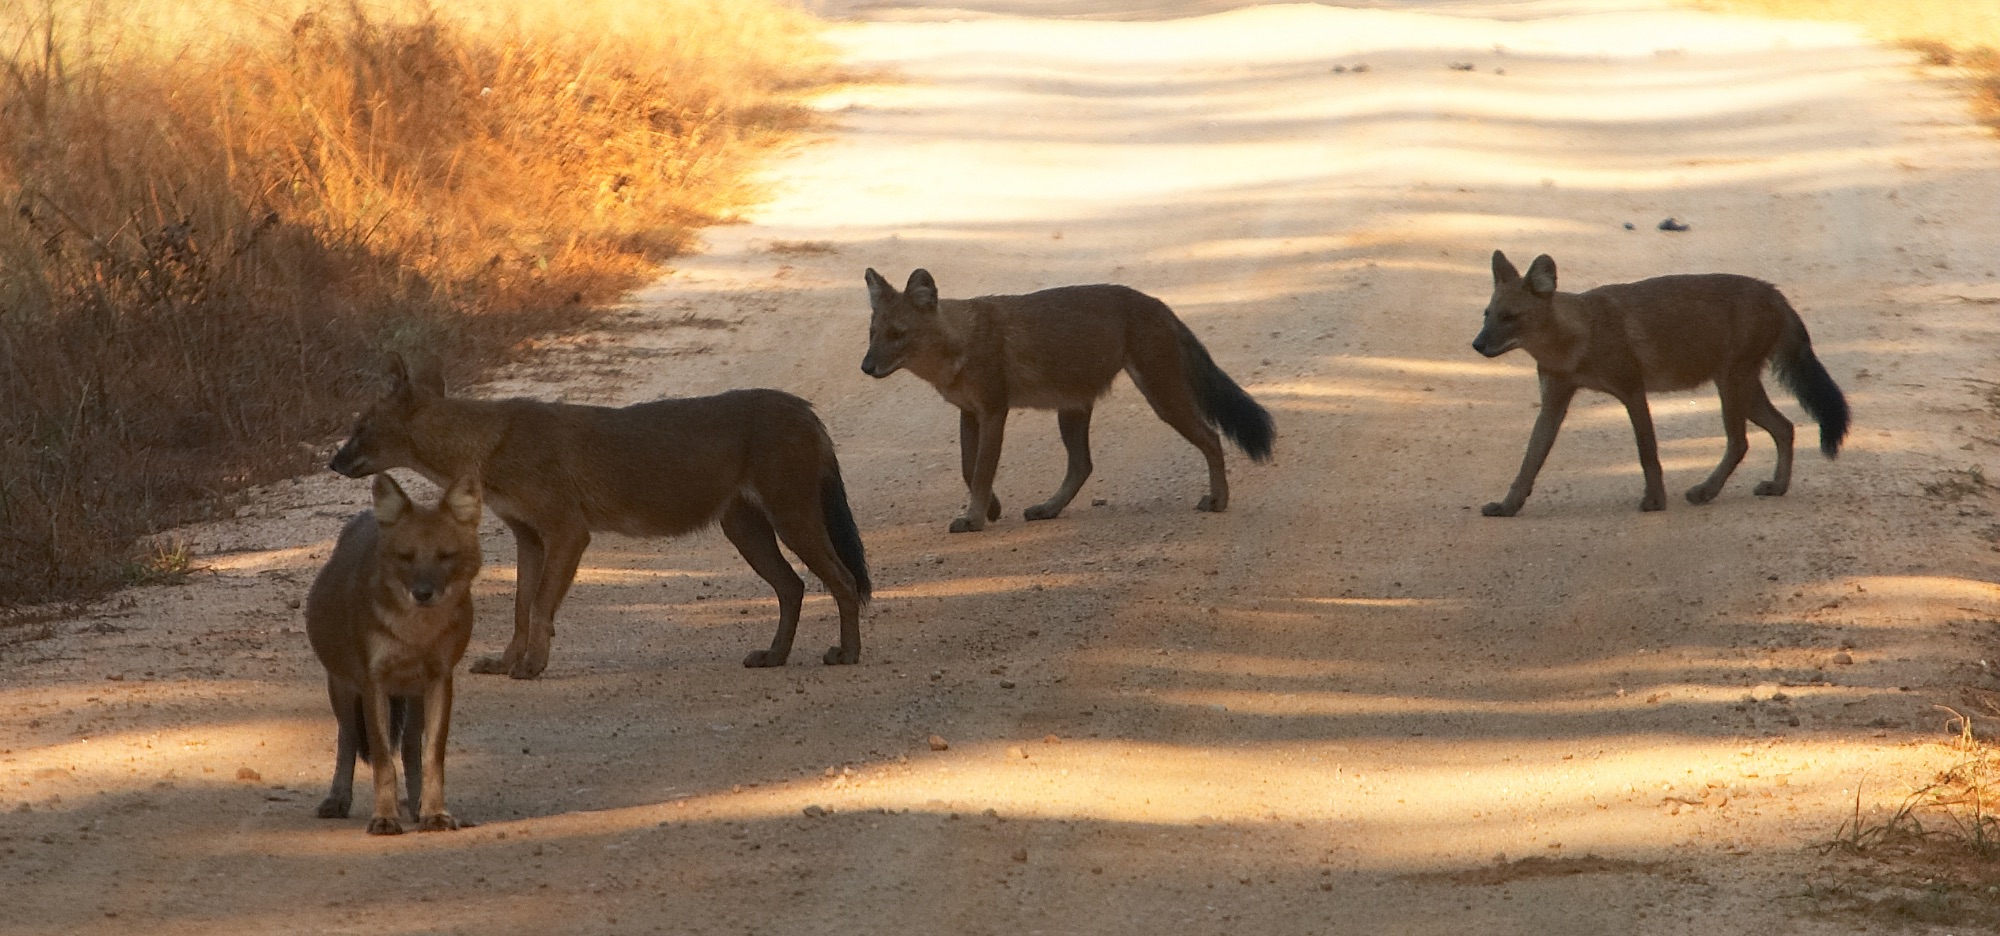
[861,268,1274,532]
[308,472,482,835]
[1472,250,1850,516]
[329,354,870,678]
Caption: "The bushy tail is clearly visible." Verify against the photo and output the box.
[819,463,872,603]
[1769,295,1850,457]
[353,697,409,765]
[1172,319,1275,461]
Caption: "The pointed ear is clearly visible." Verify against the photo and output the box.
[1524,254,1558,297]
[386,352,416,403]
[864,268,894,304]
[386,352,443,402]
[441,475,482,526]
[1491,250,1520,285]
[905,269,938,314]
[372,473,412,526]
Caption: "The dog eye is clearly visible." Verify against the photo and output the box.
[437,550,459,562]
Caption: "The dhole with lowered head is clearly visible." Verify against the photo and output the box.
[308,472,482,835]
[1472,250,1849,516]
[329,354,871,678]
[861,268,1274,532]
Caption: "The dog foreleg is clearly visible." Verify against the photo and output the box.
[953,409,1007,533]
[416,675,458,831]
[1484,374,1576,517]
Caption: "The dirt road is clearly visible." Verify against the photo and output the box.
[8,1,2000,933]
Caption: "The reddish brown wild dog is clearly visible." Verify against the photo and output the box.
[1473,250,1850,516]
[329,355,871,678]
[861,268,1274,532]
[308,472,482,835]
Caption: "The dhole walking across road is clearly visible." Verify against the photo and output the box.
[1472,250,1850,516]
[329,355,871,678]
[860,268,1274,532]
[308,472,482,835]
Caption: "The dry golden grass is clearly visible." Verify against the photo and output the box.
[0,0,833,606]
[1690,0,2000,127]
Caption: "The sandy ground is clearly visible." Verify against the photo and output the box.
[8,1,2000,933]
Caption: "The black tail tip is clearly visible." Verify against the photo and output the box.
[1811,392,1849,459]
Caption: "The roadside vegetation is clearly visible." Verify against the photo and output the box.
[1692,1,2000,127]
[0,0,832,607]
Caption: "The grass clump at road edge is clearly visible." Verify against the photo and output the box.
[0,0,833,607]
[1690,1,2000,129]
[1806,709,2000,929]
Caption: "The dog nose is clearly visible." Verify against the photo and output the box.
[410,584,435,604]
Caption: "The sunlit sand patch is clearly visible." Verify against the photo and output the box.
[198,545,326,575]
[2,715,326,801]
[564,566,722,587]
[1295,596,1473,609]
[1248,378,1481,408]
[237,734,1946,871]
[1141,682,1881,719]
[875,573,1091,600]
[1332,355,1539,380]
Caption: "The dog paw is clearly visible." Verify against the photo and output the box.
[468,655,511,675]
[1195,495,1225,513]
[1481,501,1517,517]
[986,497,1002,521]
[1639,492,1666,512]
[507,656,546,680]
[1685,485,1718,505]
[1753,481,1787,497]
[948,517,984,533]
[1023,503,1062,521]
[823,645,860,665]
[366,817,405,836]
[743,649,788,668]
[315,797,350,819]
[417,813,461,833]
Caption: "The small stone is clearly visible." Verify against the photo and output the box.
[1006,745,1027,760]
[235,767,260,782]
[802,805,828,819]
[1832,652,1854,665]
[1043,734,1061,745]
[286,598,301,610]
[999,680,1016,690]
[1091,498,1107,507]
[928,734,950,752]
[1011,849,1028,863]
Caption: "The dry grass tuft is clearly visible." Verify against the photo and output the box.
[0,0,833,607]
[1805,709,2000,928]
